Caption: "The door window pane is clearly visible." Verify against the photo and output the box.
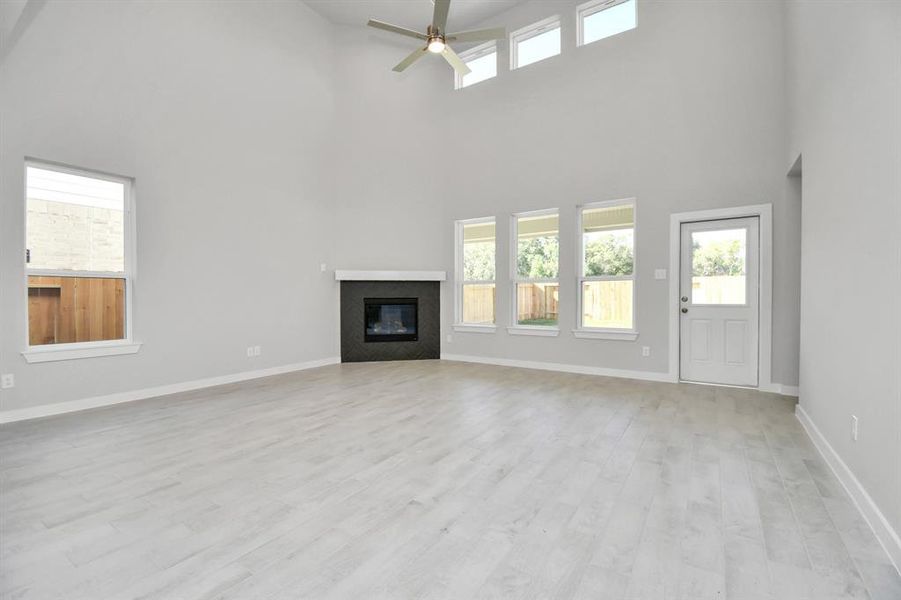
[581,280,633,329]
[691,228,747,304]
[516,282,559,326]
[28,276,125,345]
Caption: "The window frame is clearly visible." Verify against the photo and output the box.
[454,216,497,333]
[510,15,562,71]
[576,0,635,48]
[509,208,560,336]
[22,158,140,363]
[454,41,498,90]
[574,198,638,341]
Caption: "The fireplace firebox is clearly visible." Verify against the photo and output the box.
[364,298,418,342]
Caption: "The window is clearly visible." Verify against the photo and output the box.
[25,161,137,360]
[456,218,496,328]
[578,0,636,47]
[691,228,748,305]
[455,42,497,90]
[578,200,635,333]
[510,16,561,70]
[512,210,559,330]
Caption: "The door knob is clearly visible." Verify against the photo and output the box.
[681,308,688,313]
[681,296,688,302]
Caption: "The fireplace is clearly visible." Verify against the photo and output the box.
[364,298,418,342]
[339,279,440,362]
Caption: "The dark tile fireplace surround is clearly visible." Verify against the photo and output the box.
[340,280,440,362]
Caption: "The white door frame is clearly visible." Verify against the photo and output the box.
[668,204,774,391]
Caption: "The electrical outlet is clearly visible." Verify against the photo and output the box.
[246,347,254,358]
[641,346,650,357]
[654,269,667,280]
[851,415,858,441]
[1,374,14,389]
[446,334,453,343]
[253,346,262,356]
[320,263,327,273]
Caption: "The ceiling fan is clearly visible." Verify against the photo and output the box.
[367,0,506,76]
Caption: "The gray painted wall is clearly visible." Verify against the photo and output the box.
[333,0,800,385]
[1,1,802,413]
[0,0,339,411]
[786,0,901,539]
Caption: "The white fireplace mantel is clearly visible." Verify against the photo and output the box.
[334,270,447,282]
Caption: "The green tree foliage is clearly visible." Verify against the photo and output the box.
[692,240,744,276]
[584,232,633,276]
[517,236,559,278]
[463,242,495,280]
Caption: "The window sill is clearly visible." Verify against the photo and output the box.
[572,329,638,341]
[453,324,497,334]
[22,342,142,364]
[507,326,560,337]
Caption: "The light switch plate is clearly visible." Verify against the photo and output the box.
[654,269,667,280]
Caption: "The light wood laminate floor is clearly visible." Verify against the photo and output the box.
[2,361,899,600]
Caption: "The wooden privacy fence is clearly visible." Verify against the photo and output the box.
[462,284,496,324]
[581,280,632,329]
[28,276,125,346]
[462,283,562,324]
[691,275,747,305]
[517,284,558,322]
[462,278,742,329]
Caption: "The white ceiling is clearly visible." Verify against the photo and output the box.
[304,0,524,32]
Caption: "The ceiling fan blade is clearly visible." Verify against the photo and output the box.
[446,27,506,43]
[367,19,428,41]
[432,0,451,32]
[441,45,471,76]
[393,47,429,72]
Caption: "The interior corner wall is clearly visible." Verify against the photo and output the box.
[333,0,798,384]
[0,0,340,412]
[787,0,901,542]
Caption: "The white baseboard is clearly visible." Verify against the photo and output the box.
[441,353,675,383]
[760,382,800,396]
[0,357,341,425]
[795,404,901,573]
[443,354,800,396]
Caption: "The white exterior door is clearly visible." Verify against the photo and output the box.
[680,217,759,386]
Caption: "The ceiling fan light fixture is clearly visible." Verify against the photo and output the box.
[368,0,505,75]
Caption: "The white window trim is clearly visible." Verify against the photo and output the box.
[22,158,139,363]
[454,41,498,90]
[510,208,560,334]
[576,0,634,47]
[510,15,561,70]
[454,216,498,331]
[453,324,497,334]
[23,341,142,363]
[573,198,638,340]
